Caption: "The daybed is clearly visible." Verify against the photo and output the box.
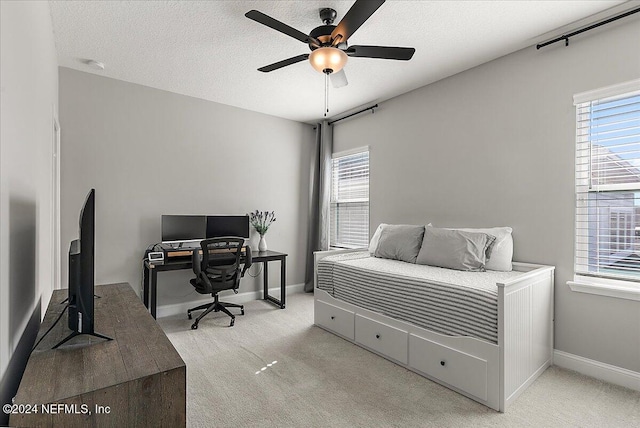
[314,225,554,412]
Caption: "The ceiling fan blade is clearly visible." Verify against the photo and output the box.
[257,54,309,72]
[330,69,348,88]
[346,45,415,60]
[246,10,320,46]
[331,0,385,44]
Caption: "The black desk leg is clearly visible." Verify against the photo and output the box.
[143,264,150,309]
[280,257,286,309]
[262,257,286,309]
[151,268,158,319]
[263,261,269,301]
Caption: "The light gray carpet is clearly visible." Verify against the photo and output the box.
[158,293,640,428]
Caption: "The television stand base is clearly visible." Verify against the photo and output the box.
[52,330,112,349]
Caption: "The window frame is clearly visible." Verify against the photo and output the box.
[571,79,640,300]
[329,146,370,250]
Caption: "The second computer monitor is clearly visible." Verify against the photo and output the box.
[206,215,249,239]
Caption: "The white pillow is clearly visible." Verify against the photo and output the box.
[452,227,513,271]
[368,223,387,255]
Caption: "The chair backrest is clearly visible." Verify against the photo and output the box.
[192,237,245,294]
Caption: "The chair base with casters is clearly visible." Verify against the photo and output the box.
[187,294,244,329]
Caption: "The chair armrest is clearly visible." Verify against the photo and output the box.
[241,246,252,277]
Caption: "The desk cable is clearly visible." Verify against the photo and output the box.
[246,263,263,278]
[145,242,163,254]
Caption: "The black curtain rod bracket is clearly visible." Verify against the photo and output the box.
[329,104,378,125]
[536,7,640,50]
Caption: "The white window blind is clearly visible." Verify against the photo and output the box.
[575,83,640,282]
[330,149,369,248]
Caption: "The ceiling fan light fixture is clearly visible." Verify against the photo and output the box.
[309,47,347,74]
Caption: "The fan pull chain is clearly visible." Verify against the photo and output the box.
[324,73,329,117]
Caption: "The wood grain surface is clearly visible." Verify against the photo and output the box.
[11,283,186,427]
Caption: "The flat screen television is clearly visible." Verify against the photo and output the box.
[206,215,250,239]
[53,189,111,348]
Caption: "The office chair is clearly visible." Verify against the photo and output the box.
[187,237,252,329]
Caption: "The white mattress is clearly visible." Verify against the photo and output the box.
[317,251,522,344]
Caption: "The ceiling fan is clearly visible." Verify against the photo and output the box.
[245,0,415,88]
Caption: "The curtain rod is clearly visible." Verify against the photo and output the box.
[328,104,378,125]
[536,7,640,49]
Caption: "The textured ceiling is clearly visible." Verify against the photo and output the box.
[49,1,631,123]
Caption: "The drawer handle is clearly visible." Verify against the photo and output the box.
[330,316,335,320]
[375,334,381,339]
[440,360,446,366]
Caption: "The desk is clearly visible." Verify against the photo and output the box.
[143,250,287,319]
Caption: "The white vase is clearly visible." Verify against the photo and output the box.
[258,234,268,252]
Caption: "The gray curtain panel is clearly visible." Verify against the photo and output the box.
[319,120,332,250]
[304,121,333,292]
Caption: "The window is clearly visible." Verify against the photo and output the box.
[574,80,640,283]
[330,148,369,248]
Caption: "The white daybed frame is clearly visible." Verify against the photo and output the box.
[314,249,555,412]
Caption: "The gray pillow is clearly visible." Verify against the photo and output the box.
[374,224,425,263]
[448,226,513,271]
[416,227,496,271]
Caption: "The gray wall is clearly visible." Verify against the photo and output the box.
[333,18,640,372]
[0,1,58,423]
[59,68,314,309]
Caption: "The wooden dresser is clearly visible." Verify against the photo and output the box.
[10,283,186,427]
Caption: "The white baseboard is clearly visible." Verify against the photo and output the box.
[156,283,306,318]
[553,350,640,392]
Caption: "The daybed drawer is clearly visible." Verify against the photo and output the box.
[315,300,355,340]
[409,334,487,401]
[355,315,408,364]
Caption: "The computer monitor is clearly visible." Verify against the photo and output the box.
[206,215,250,239]
[161,215,206,242]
